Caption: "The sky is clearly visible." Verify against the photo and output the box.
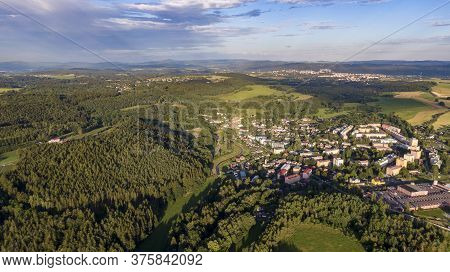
[0,0,449,62]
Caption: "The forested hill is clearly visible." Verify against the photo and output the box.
[169,177,448,252]
[0,121,212,251]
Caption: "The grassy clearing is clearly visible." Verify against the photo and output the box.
[409,109,448,125]
[0,87,21,94]
[64,127,111,141]
[414,208,448,220]
[214,142,242,165]
[394,91,436,104]
[0,150,19,175]
[276,223,364,252]
[0,150,19,166]
[433,111,450,129]
[217,85,281,101]
[392,92,448,125]
[370,97,437,124]
[120,105,151,111]
[432,79,450,98]
[216,85,311,102]
[315,108,348,118]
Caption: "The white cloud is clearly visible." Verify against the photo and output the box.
[276,0,389,5]
[123,0,253,11]
[187,25,255,36]
[0,0,93,14]
[299,21,350,30]
[99,18,170,30]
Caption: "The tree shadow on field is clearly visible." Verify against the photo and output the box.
[275,242,302,252]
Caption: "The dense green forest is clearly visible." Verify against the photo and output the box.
[0,120,212,251]
[0,72,447,252]
[281,78,435,103]
[169,177,448,252]
[0,73,258,251]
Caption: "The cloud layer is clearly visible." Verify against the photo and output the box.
[0,0,448,62]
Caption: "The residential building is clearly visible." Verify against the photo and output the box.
[285,174,301,184]
[403,153,415,163]
[411,150,421,160]
[302,168,313,179]
[357,160,369,167]
[316,159,331,168]
[324,148,340,155]
[292,165,301,174]
[333,157,344,167]
[273,147,285,154]
[277,169,288,179]
[386,165,402,176]
[410,138,419,147]
[396,158,408,168]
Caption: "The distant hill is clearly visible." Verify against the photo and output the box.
[0,60,449,77]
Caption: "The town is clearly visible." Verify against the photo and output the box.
[250,69,389,82]
[202,111,449,225]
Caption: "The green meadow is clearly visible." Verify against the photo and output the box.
[276,223,364,252]
[0,150,20,175]
[414,208,448,220]
[432,79,450,97]
[0,88,21,93]
[370,97,436,123]
[0,150,19,166]
[216,85,311,102]
[433,111,450,129]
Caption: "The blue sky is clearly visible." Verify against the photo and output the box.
[0,0,449,62]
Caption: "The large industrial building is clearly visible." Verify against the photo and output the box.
[378,183,450,211]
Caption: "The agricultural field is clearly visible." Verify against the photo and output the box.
[395,91,436,103]
[392,91,448,125]
[276,223,364,252]
[431,79,450,98]
[370,96,442,125]
[216,85,311,102]
[433,111,450,129]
